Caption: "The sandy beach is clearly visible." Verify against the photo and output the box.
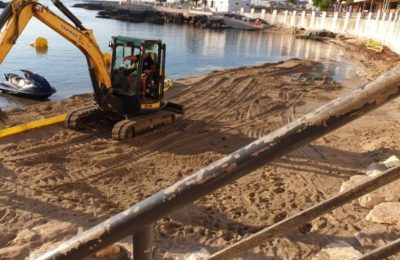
[0,36,399,259]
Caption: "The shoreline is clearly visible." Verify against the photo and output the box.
[72,2,265,30]
[1,34,399,127]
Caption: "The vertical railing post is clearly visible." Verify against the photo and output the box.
[310,11,316,30]
[331,12,338,33]
[133,224,153,260]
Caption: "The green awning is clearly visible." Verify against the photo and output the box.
[115,36,162,48]
[115,36,145,47]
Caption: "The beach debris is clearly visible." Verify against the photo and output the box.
[382,155,400,168]
[366,162,387,177]
[365,40,383,53]
[366,202,400,225]
[95,244,121,258]
[354,232,369,247]
[164,78,174,91]
[312,241,362,260]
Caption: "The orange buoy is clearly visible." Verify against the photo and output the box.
[31,37,48,48]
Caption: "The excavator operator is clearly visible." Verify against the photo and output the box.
[123,50,155,97]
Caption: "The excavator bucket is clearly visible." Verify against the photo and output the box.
[164,102,184,115]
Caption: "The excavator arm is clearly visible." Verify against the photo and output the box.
[0,0,111,104]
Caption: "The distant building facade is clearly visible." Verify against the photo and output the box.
[119,0,180,3]
[331,0,400,13]
[205,0,251,12]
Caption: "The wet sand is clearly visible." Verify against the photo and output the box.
[0,37,400,259]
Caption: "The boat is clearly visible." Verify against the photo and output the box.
[0,70,56,99]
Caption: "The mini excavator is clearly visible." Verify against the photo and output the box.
[0,0,183,140]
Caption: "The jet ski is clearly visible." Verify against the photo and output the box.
[0,70,56,99]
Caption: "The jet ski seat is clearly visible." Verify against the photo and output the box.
[10,76,28,88]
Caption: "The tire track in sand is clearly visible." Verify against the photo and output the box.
[39,77,259,188]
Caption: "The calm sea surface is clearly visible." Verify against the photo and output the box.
[0,0,362,108]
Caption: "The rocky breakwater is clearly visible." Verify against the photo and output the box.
[73,3,226,29]
[293,28,336,41]
[0,1,9,8]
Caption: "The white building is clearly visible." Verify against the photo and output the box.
[206,0,251,13]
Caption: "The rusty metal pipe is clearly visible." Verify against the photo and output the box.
[37,66,400,260]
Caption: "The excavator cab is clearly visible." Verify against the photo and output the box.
[110,36,166,113]
[106,36,183,140]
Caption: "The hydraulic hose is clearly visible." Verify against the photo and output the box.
[0,3,12,30]
[51,0,86,30]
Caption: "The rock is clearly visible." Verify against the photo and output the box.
[294,29,336,41]
[382,155,400,168]
[340,175,368,192]
[72,3,107,10]
[164,247,210,260]
[75,3,227,29]
[358,179,400,208]
[366,162,386,177]
[13,229,40,245]
[312,241,362,260]
[0,245,29,260]
[358,193,386,209]
[366,202,400,225]
[187,248,210,260]
[340,171,400,209]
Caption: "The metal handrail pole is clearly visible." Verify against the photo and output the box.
[134,224,153,260]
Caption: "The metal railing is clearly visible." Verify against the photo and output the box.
[209,166,400,259]
[38,66,400,259]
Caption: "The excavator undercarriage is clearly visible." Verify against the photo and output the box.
[65,102,182,141]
